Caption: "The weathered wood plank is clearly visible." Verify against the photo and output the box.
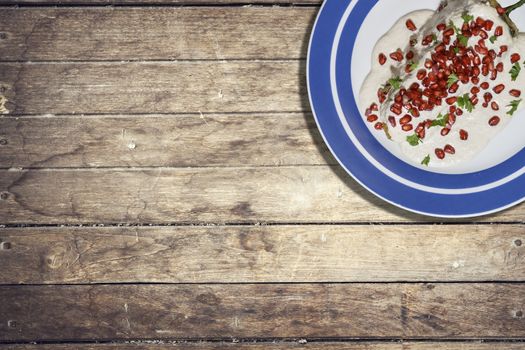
[0,166,405,224]
[0,284,524,341]
[0,8,315,61]
[1,225,524,284]
[0,62,305,115]
[1,167,525,224]
[0,114,332,168]
[1,342,524,350]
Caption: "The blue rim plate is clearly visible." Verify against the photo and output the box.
[307,0,525,218]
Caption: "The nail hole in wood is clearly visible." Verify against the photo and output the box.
[0,139,7,146]
[1,242,11,250]
[515,310,523,318]
[515,239,523,247]
[0,86,6,94]
[0,33,7,40]
[7,320,17,328]
[0,192,9,200]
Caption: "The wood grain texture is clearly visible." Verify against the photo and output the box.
[0,284,524,341]
[3,167,525,224]
[0,8,315,61]
[1,343,525,350]
[1,225,524,284]
[0,62,305,115]
[0,114,332,168]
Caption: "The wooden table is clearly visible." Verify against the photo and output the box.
[0,0,524,349]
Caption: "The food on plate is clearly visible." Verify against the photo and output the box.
[360,0,525,167]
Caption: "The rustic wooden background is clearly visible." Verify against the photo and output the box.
[0,0,524,349]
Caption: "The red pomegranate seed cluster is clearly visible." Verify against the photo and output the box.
[367,13,523,164]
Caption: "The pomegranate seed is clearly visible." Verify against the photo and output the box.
[476,17,485,26]
[459,129,469,140]
[406,19,417,31]
[370,103,378,111]
[375,122,385,130]
[444,144,456,154]
[446,96,458,105]
[422,34,434,46]
[367,114,378,122]
[402,124,413,132]
[456,108,464,116]
[441,128,450,136]
[410,108,420,117]
[390,50,403,62]
[424,59,433,69]
[480,82,490,90]
[490,70,498,81]
[496,62,504,72]
[473,55,481,65]
[443,28,454,37]
[448,113,456,125]
[437,23,446,31]
[494,26,503,37]
[479,30,489,39]
[485,20,494,31]
[378,53,387,65]
[483,102,489,108]
[435,148,446,159]
[472,76,480,85]
[449,105,457,114]
[410,82,420,90]
[493,84,505,94]
[417,128,426,139]
[510,89,522,98]
[491,101,499,111]
[443,36,451,45]
[471,86,481,95]
[489,116,500,126]
[388,116,396,127]
[483,92,493,102]
[499,45,508,56]
[406,51,415,60]
[400,115,412,125]
[511,53,521,64]
[497,6,506,15]
[448,82,459,93]
[470,95,479,105]
[410,38,417,47]
[417,69,427,80]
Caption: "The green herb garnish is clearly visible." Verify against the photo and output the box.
[507,99,522,116]
[406,134,422,146]
[453,47,460,54]
[447,73,459,88]
[457,94,474,113]
[388,77,403,91]
[489,35,498,44]
[510,62,521,81]
[431,113,449,127]
[409,61,419,71]
[457,34,469,47]
[461,13,474,23]
[421,155,431,166]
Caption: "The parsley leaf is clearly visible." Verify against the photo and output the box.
[409,61,419,71]
[461,13,474,23]
[507,99,522,116]
[457,94,474,113]
[510,62,521,81]
[388,77,403,91]
[431,113,449,127]
[489,35,498,44]
[457,34,469,47]
[421,155,431,166]
[447,74,459,88]
[406,134,422,146]
[453,47,460,54]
